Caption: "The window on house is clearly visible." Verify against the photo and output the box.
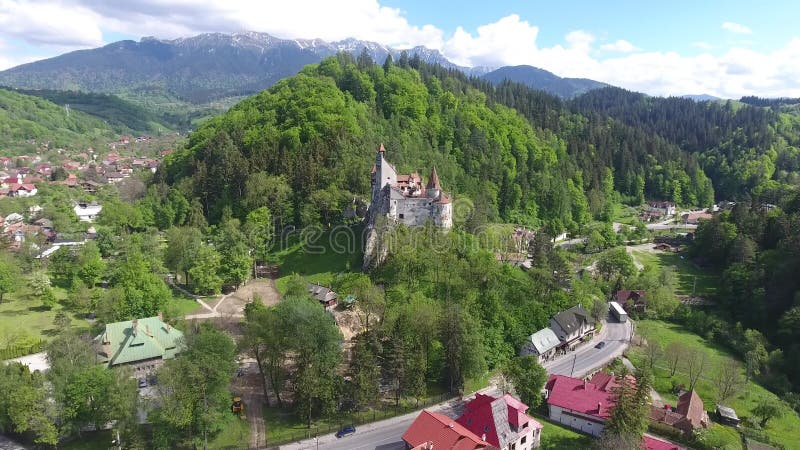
[521,436,527,444]
[484,425,490,432]
[398,214,404,219]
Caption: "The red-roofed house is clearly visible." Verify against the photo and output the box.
[643,435,684,450]
[614,290,647,313]
[649,390,709,435]
[545,374,621,436]
[456,393,543,450]
[402,410,497,450]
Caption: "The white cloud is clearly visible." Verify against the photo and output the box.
[692,41,713,50]
[722,21,752,34]
[0,0,103,47]
[441,14,539,67]
[0,2,799,98]
[600,39,640,53]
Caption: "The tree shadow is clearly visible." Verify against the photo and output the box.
[0,308,27,316]
[28,305,52,312]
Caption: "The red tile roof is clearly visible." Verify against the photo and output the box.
[676,390,706,429]
[456,393,541,449]
[546,374,619,420]
[643,435,684,450]
[403,410,496,450]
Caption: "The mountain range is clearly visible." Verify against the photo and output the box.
[0,31,607,104]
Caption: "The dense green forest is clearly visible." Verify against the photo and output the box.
[571,87,800,200]
[10,88,169,133]
[687,200,800,393]
[159,54,719,232]
[0,88,120,152]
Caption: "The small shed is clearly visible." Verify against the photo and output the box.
[716,404,740,427]
[307,283,338,309]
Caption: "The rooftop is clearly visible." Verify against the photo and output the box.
[545,374,619,420]
[94,315,184,366]
[403,410,496,450]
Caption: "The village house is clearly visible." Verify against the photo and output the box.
[649,390,710,436]
[614,290,647,314]
[307,283,338,309]
[74,202,103,222]
[456,393,543,450]
[94,313,184,375]
[545,372,627,437]
[370,144,452,228]
[549,305,596,349]
[105,172,125,184]
[520,327,561,363]
[647,201,677,217]
[681,212,713,224]
[644,436,684,450]
[7,183,38,197]
[403,410,496,449]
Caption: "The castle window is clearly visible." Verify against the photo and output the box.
[398,214,404,219]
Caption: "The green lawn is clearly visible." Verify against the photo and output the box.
[631,250,720,296]
[534,415,594,450]
[208,415,250,449]
[0,287,91,350]
[273,225,364,294]
[628,320,800,449]
[166,295,202,317]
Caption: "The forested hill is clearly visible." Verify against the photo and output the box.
[570,87,800,200]
[159,55,714,230]
[0,88,120,151]
[482,65,608,98]
[8,88,170,133]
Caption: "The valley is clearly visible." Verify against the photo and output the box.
[0,25,799,450]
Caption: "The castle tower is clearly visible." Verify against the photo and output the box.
[426,166,441,199]
[372,143,396,204]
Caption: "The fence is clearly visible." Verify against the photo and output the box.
[265,393,454,447]
[0,339,46,361]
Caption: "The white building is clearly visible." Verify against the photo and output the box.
[520,327,561,363]
[549,305,596,349]
[74,202,102,222]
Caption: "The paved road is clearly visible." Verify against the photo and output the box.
[279,390,491,450]
[280,317,633,450]
[542,315,633,379]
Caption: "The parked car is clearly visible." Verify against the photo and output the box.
[336,425,356,438]
[594,341,606,349]
[138,378,147,389]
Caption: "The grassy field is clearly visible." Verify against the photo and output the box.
[0,287,91,347]
[631,250,721,296]
[208,415,250,449]
[273,225,364,294]
[628,320,800,449]
[533,414,594,450]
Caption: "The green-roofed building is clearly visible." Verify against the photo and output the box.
[94,314,185,373]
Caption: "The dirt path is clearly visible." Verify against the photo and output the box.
[246,392,266,449]
[184,279,283,320]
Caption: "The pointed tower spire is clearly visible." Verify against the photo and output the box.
[426,166,441,190]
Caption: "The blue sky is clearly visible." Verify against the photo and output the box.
[382,0,798,54]
[1,0,799,98]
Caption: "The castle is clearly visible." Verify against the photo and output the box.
[369,144,452,228]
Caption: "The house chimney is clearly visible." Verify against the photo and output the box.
[132,319,138,336]
[482,433,486,441]
[584,380,587,390]
[597,402,602,412]
[158,311,163,322]
[449,423,454,428]
[165,323,170,333]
